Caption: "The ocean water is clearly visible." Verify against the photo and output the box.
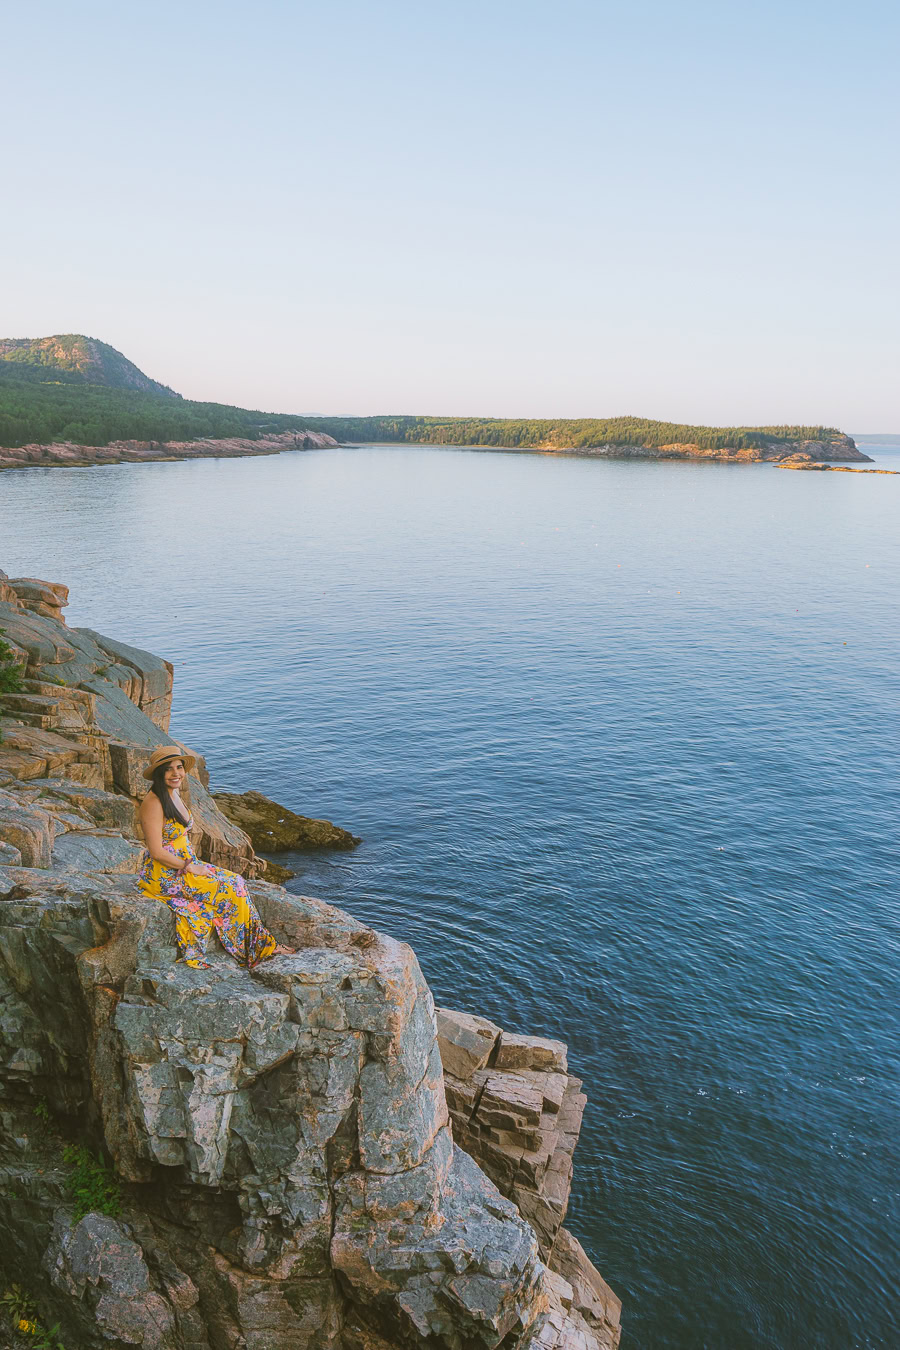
[1,444,898,1349]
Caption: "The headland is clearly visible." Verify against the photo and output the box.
[0,568,621,1350]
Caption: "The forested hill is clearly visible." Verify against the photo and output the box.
[0,336,852,455]
[0,361,317,448]
[0,335,179,399]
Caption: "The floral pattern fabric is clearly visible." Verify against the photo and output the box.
[137,814,277,969]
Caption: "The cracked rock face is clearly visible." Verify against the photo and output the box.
[46,1212,180,1349]
[435,1011,622,1350]
[0,868,562,1349]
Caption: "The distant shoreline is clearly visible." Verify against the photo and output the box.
[0,430,338,472]
[0,337,875,471]
[345,439,873,465]
[0,433,874,473]
[777,462,899,475]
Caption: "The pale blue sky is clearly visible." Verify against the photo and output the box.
[4,0,898,427]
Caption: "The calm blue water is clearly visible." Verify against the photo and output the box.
[2,445,899,1349]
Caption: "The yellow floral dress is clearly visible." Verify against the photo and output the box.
[137,813,277,969]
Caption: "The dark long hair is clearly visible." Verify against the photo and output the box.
[150,763,190,826]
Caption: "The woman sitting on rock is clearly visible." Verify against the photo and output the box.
[137,746,291,969]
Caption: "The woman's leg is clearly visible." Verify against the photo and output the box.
[186,867,286,966]
[161,894,216,968]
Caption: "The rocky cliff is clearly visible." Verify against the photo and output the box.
[536,434,870,463]
[0,431,338,473]
[0,572,620,1349]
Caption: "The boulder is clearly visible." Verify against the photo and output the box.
[0,582,294,880]
[0,723,106,787]
[548,1228,622,1350]
[435,1006,501,1080]
[46,1213,178,1348]
[50,830,146,874]
[0,730,51,781]
[495,1031,568,1074]
[3,689,93,732]
[107,739,153,797]
[332,1145,545,1345]
[7,577,70,621]
[188,775,262,877]
[0,788,55,866]
[213,790,360,852]
[469,1069,545,1136]
[77,629,173,730]
[27,778,139,833]
[261,857,296,883]
[437,1010,586,1260]
[82,676,170,747]
[0,599,78,667]
[0,568,19,606]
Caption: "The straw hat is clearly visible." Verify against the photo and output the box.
[143,746,197,780]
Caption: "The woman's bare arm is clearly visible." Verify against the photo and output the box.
[139,794,189,870]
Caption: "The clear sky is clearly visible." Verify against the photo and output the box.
[4,0,898,428]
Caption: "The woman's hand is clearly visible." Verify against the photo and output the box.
[183,860,214,879]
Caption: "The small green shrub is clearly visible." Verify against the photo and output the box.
[0,1284,67,1347]
[31,1320,67,1350]
[61,1144,121,1220]
[0,631,22,692]
[0,628,24,742]
[32,1100,52,1132]
[0,1284,32,1323]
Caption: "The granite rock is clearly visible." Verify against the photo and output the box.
[46,1212,178,1348]
[0,430,339,473]
[213,790,360,852]
[495,1032,568,1075]
[435,1006,501,1080]
[0,576,260,880]
[28,777,139,833]
[0,787,55,866]
[50,829,146,873]
[77,629,173,729]
[7,577,70,621]
[437,1010,593,1260]
[547,1227,622,1350]
[0,870,571,1349]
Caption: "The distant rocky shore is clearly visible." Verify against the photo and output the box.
[0,569,620,1349]
[534,435,872,464]
[0,429,873,473]
[0,429,337,472]
[777,461,897,474]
